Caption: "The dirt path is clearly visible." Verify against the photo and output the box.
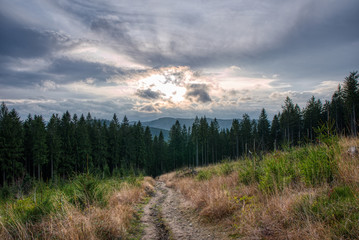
[141,181,225,240]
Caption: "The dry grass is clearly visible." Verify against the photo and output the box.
[0,176,155,240]
[164,137,359,239]
[337,137,359,186]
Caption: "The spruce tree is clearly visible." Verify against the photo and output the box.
[47,114,62,179]
[257,108,270,152]
[343,71,359,136]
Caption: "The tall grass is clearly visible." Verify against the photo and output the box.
[0,174,154,239]
[163,136,359,239]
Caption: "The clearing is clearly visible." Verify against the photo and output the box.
[141,180,227,240]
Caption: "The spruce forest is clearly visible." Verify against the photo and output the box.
[0,71,358,185]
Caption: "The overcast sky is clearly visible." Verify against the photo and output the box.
[1,0,358,121]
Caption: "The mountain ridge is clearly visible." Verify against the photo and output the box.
[141,117,235,131]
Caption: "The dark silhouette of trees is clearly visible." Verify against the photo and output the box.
[0,71,358,185]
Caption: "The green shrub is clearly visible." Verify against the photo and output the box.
[196,169,213,181]
[259,153,296,193]
[299,145,337,186]
[238,160,260,185]
[218,160,234,176]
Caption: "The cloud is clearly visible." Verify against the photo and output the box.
[138,105,161,113]
[136,89,163,100]
[185,84,211,103]
[1,0,358,121]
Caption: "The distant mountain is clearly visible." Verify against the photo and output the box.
[147,127,170,141]
[102,117,235,141]
[141,117,235,131]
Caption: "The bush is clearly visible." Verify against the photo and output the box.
[259,153,296,193]
[299,145,337,186]
[238,160,260,185]
[196,169,213,181]
[218,160,234,176]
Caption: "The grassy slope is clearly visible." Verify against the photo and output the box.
[160,137,359,240]
[0,174,155,240]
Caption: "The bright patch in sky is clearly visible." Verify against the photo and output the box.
[139,74,186,103]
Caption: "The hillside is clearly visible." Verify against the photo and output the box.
[1,137,358,239]
[149,137,359,239]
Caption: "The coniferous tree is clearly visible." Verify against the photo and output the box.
[31,115,48,180]
[59,111,74,176]
[107,114,120,172]
[303,96,322,141]
[0,103,23,184]
[251,119,258,153]
[76,114,91,173]
[23,115,33,177]
[47,114,62,179]
[120,116,130,169]
[240,114,252,156]
[230,119,240,158]
[144,126,154,175]
[342,71,359,136]
[209,119,219,163]
[169,120,183,170]
[199,117,209,165]
[270,114,281,150]
[257,108,270,152]
[330,85,345,133]
[191,116,200,167]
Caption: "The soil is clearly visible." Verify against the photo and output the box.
[141,181,227,240]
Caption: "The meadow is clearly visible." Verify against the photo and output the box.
[0,174,154,239]
[161,136,359,239]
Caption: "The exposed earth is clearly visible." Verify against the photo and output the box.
[141,181,227,240]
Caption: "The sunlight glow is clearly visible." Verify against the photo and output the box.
[138,74,186,103]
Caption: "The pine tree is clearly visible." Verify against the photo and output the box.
[76,114,91,173]
[144,126,154,175]
[330,85,345,133]
[30,115,48,179]
[257,108,270,151]
[169,120,182,170]
[0,103,24,184]
[209,119,219,163]
[303,96,322,141]
[191,116,200,167]
[342,71,359,136]
[230,119,240,158]
[199,117,209,165]
[59,111,74,176]
[240,114,252,156]
[270,114,281,150]
[108,114,120,172]
[47,114,62,179]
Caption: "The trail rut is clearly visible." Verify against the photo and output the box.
[141,181,225,240]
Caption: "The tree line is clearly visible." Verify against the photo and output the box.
[0,71,358,185]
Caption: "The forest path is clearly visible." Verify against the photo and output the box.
[140,181,225,240]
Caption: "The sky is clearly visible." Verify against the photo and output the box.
[1,0,359,121]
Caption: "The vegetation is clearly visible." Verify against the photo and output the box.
[162,136,359,239]
[0,174,155,239]
[0,72,358,184]
[0,72,358,238]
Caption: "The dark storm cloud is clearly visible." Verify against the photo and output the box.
[46,58,123,83]
[0,13,55,58]
[185,84,211,103]
[136,89,163,100]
